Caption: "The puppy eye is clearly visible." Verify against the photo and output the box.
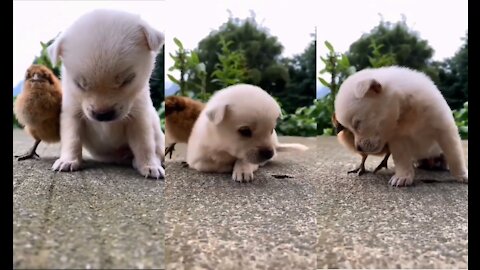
[238,126,252,138]
[120,73,136,88]
[74,80,86,91]
[353,120,361,130]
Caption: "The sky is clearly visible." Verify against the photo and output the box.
[14,0,467,89]
[13,0,167,87]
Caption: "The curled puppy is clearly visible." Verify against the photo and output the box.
[335,66,468,187]
[186,84,308,182]
[332,113,390,175]
[47,9,165,179]
[165,95,205,159]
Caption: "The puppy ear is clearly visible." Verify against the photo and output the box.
[140,21,165,52]
[354,79,382,98]
[47,35,63,66]
[206,103,229,125]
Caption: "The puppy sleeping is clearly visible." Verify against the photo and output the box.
[47,9,165,179]
[186,84,308,182]
[335,66,467,187]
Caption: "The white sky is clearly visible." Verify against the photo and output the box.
[14,0,467,87]
[13,0,167,87]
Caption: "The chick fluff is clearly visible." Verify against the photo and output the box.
[14,64,62,161]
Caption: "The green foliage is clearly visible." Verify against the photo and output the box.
[196,15,292,106]
[348,19,434,71]
[368,39,396,68]
[318,41,356,135]
[276,99,319,137]
[35,38,62,78]
[279,38,316,113]
[158,101,165,131]
[211,37,248,88]
[453,102,468,139]
[13,96,20,128]
[437,33,468,110]
[149,46,165,110]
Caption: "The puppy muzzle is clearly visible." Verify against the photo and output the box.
[246,147,275,164]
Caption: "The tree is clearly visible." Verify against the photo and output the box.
[348,19,434,71]
[211,37,248,88]
[196,15,287,94]
[437,33,468,110]
[149,45,164,110]
[280,37,316,113]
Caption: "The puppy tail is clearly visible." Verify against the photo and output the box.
[275,143,309,152]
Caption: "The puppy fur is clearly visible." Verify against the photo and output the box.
[14,64,62,160]
[165,95,205,158]
[186,84,308,182]
[335,66,468,186]
[47,9,165,179]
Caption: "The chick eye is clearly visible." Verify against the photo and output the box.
[238,126,252,138]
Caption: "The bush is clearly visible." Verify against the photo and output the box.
[276,99,320,137]
[453,101,468,139]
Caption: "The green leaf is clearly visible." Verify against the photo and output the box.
[318,77,330,87]
[324,41,334,52]
[173,37,183,49]
[167,74,180,85]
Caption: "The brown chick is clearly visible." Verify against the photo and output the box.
[332,113,390,175]
[165,95,205,159]
[13,64,62,161]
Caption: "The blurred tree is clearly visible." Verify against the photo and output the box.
[280,37,316,113]
[149,45,165,110]
[196,15,288,95]
[437,33,468,110]
[348,19,434,71]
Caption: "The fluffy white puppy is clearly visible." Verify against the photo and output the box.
[47,9,165,179]
[335,66,468,186]
[186,84,308,182]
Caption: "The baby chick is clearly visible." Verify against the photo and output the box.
[14,64,62,161]
[165,95,205,159]
[332,113,390,175]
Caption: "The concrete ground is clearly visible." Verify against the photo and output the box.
[314,136,468,269]
[165,137,318,270]
[14,129,468,269]
[13,130,164,269]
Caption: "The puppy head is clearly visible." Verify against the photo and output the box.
[24,64,57,89]
[47,9,164,122]
[335,70,399,154]
[205,84,281,164]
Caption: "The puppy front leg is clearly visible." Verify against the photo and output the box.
[436,127,468,182]
[232,159,259,183]
[151,108,165,163]
[52,111,83,172]
[127,117,164,179]
[389,141,415,187]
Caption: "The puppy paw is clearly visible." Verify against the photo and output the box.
[232,169,254,183]
[232,161,257,183]
[133,159,165,180]
[52,158,81,172]
[454,171,468,183]
[388,174,414,187]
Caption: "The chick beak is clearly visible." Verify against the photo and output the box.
[31,73,40,81]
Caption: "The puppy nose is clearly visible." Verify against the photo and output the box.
[356,144,363,152]
[259,148,274,160]
[92,109,116,122]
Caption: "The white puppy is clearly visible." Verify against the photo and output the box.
[335,66,468,186]
[186,84,308,182]
[47,9,165,179]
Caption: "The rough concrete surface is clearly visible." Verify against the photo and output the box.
[315,136,468,269]
[14,128,468,269]
[13,130,164,269]
[165,137,318,270]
